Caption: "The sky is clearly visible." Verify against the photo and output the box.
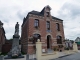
[0,0,80,40]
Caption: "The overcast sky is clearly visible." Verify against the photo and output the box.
[0,0,80,40]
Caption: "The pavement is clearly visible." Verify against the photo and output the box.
[2,50,80,60]
[50,53,80,60]
[50,50,80,60]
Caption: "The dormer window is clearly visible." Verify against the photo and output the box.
[0,25,3,28]
[46,12,49,17]
[47,21,50,30]
[56,23,60,31]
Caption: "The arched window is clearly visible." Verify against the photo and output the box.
[56,23,60,31]
[57,36,62,44]
[33,34,41,44]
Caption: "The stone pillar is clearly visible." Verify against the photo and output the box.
[36,39,42,60]
[73,42,78,52]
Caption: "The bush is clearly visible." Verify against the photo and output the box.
[64,48,69,50]
[12,56,18,59]
[21,51,26,55]
[57,49,59,51]
[0,52,7,56]
[53,48,56,51]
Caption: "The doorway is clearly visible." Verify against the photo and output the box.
[47,35,51,49]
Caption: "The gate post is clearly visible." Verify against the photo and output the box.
[73,42,78,52]
[36,39,42,60]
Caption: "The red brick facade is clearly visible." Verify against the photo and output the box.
[0,21,6,52]
[21,5,65,54]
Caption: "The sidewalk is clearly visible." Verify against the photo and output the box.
[3,50,79,60]
[50,51,78,60]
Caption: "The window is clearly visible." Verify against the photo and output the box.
[56,23,60,31]
[46,12,49,17]
[33,34,41,44]
[47,21,50,30]
[57,36,62,44]
[34,19,39,28]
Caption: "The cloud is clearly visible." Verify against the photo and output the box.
[0,0,79,40]
[57,1,80,40]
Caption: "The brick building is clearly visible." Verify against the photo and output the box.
[21,5,65,54]
[0,21,6,52]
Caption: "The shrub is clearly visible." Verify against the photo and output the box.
[53,48,56,51]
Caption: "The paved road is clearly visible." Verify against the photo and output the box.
[51,53,80,60]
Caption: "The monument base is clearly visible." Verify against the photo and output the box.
[4,55,24,59]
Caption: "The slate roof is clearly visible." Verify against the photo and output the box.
[0,21,3,25]
[22,6,63,27]
[75,37,80,42]
[52,16,63,21]
[28,10,63,21]
[28,10,44,16]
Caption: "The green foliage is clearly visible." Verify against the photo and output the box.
[0,52,7,56]
[12,56,18,59]
[21,51,26,55]
[64,48,69,50]
[53,48,56,51]
[57,49,59,51]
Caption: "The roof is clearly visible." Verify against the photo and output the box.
[29,10,44,16]
[76,42,80,45]
[28,10,63,21]
[52,16,63,21]
[75,37,80,42]
[0,21,3,25]
[22,6,63,26]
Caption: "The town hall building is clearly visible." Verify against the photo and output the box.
[21,5,65,54]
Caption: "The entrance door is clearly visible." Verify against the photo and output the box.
[47,35,51,49]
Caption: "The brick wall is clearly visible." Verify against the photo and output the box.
[0,21,6,52]
[2,44,12,53]
[21,6,65,54]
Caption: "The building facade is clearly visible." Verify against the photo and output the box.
[21,5,65,54]
[0,21,6,52]
[75,37,80,50]
[65,39,74,50]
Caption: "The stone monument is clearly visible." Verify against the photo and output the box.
[5,22,24,59]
